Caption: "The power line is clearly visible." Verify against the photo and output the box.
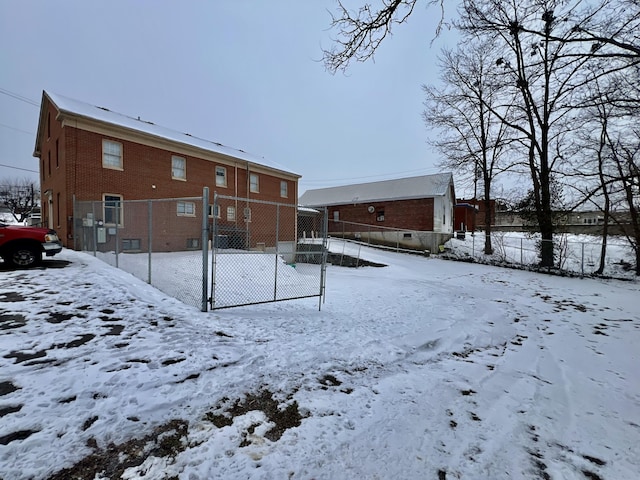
[300,166,442,185]
[0,87,39,107]
[0,122,34,136]
[0,163,39,174]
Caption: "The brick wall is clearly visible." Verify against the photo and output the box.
[326,198,435,232]
[39,101,297,249]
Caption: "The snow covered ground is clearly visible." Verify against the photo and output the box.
[445,232,636,279]
[0,245,639,479]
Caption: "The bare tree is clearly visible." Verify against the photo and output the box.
[455,0,605,267]
[0,178,40,223]
[323,0,444,73]
[567,55,640,275]
[423,40,518,254]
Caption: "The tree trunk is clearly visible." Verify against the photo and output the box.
[483,177,493,254]
[596,198,609,275]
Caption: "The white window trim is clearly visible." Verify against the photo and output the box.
[103,193,124,227]
[280,180,288,198]
[177,201,196,217]
[215,166,227,187]
[171,155,186,181]
[208,204,221,218]
[102,139,123,170]
[227,206,236,221]
[249,173,259,193]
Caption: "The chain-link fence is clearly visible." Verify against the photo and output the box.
[328,219,451,254]
[446,231,637,278]
[74,191,209,310]
[210,195,328,310]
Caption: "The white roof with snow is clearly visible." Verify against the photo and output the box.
[299,173,453,207]
[40,91,298,176]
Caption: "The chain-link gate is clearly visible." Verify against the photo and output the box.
[210,195,328,310]
[74,189,209,311]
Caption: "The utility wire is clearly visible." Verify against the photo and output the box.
[300,166,442,185]
[0,163,39,174]
[0,122,34,135]
[0,87,39,107]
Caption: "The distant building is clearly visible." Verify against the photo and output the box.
[299,173,455,252]
[454,198,496,232]
[33,91,300,250]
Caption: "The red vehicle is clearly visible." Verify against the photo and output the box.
[0,222,62,268]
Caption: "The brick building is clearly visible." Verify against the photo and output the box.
[299,173,455,251]
[33,91,300,251]
[454,198,496,232]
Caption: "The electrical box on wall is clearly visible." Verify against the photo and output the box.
[97,227,106,244]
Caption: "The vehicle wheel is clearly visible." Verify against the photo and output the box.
[6,245,42,268]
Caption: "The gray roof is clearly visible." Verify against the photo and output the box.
[37,91,298,177]
[299,173,454,207]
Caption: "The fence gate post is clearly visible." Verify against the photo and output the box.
[581,242,585,278]
[273,203,280,301]
[148,200,152,284]
[73,195,77,251]
[201,187,209,312]
[91,201,97,257]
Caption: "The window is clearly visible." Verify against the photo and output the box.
[216,166,227,187]
[48,151,51,176]
[55,139,59,168]
[280,181,288,198]
[377,210,385,222]
[227,206,236,221]
[47,112,51,139]
[333,210,339,222]
[171,155,186,180]
[102,140,123,170]
[208,204,220,218]
[104,194,123,226]
[250,173,259,193]
[403,233,412,238]
[186,238,200,249]
[243,207,251,222]
[177,201,196,216]
[122,239,141,251]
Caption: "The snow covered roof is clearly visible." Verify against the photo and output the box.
[299,173,454,207]
[35,91,299,177]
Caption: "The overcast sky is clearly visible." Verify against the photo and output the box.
[0,0,460,195]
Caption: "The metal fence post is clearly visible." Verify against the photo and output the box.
[91,201,97,257]
[211,193,218,310]
[201,187,209,312]
[115,211,119,269]
[319,207,329,310]
[396,230,399,252]
[581,242,585,278]
[148,200,152,284]
[520,238,523,265]
[73,195,77,251]
[273,203,280,301]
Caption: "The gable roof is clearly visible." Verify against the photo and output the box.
[34,91,299,177]
[299,173,454,207]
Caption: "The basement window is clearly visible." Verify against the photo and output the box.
[186,238,200,249]
[177,201,195,217]
[122,239,141,251]
[403,233,412,238]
